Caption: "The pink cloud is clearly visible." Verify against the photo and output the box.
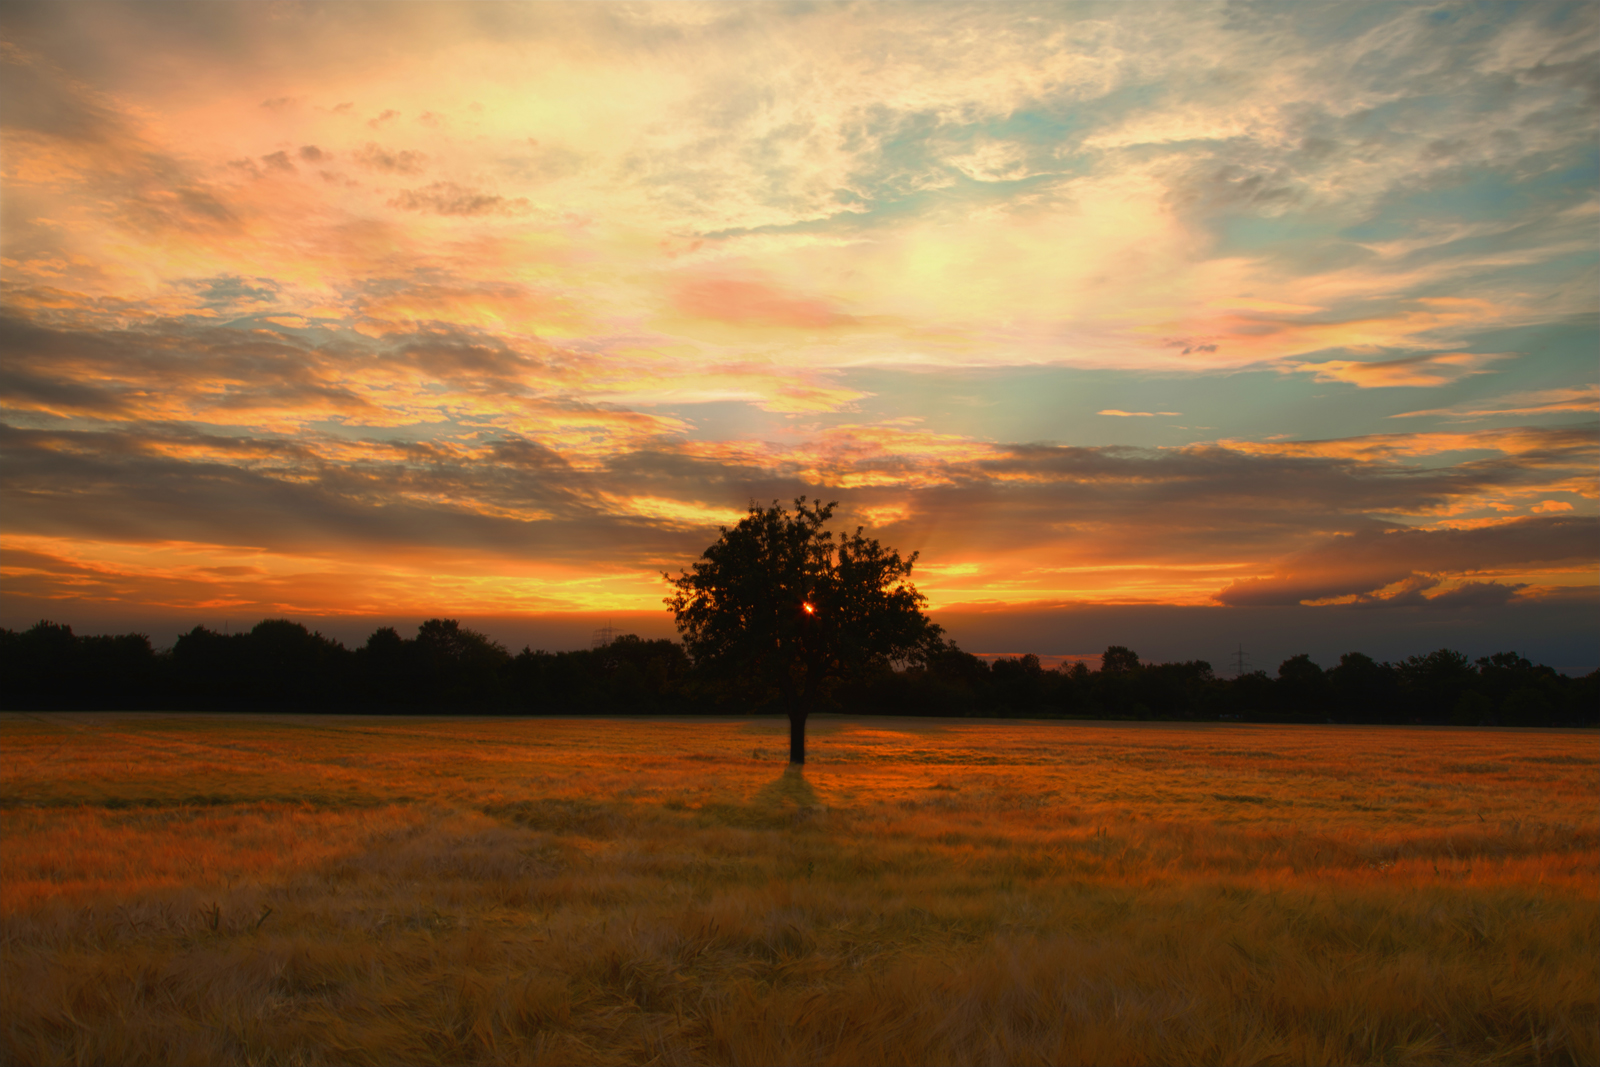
[675,278,856,330]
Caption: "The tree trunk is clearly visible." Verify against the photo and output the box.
[788,709,807,764]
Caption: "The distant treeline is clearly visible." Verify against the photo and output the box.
[2,618,1595,727]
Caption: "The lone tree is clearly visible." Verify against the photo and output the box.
[666,497,941,764]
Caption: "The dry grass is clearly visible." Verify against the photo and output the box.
[2,712,1595,1066]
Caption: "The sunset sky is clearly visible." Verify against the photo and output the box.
[2,2,1596,668]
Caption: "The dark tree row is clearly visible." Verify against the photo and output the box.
[850,644,1597,727]
[2,619,1594,726]
[0,619,690,715]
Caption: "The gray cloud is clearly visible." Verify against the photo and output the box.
[0,421,709,565]
[393,327,548,384]
[352,142,426,174]
[389,181,531,217]
[188,275,280,307]
[0,363,133,419]
[1215,518,1597,607]
[0,312,380,424]
[0,41,124,142]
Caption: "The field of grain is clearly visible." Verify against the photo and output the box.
[1,712,1595,1066]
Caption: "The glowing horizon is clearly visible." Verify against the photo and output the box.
[2,2,1595,638]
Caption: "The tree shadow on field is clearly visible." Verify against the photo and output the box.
[754,765,825,814]
[700,766,828,830]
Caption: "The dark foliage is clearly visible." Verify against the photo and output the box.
[829,640,1595,727]
[664,497,942,761]
[1,620,1595,726]
[512,634,692,714]
[172,619,352,710]
[665,498,940,712]
[0,621,162,711]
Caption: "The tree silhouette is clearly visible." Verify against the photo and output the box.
[1275,653,1328,716]
[413,618,512,707]
[1100,646,1141,674]
[666,497,941,763]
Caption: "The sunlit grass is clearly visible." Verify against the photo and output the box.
[2,713,1595,1065]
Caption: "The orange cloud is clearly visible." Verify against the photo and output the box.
[596,495,746,530]
[354,282,588,336]
[1215,425,1594,462]
[1291,351,1513,388]
[0,536,665,618]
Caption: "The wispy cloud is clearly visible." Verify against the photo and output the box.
[1291,352,1515,388]
[389,182,531,217]
[1390,386,1600,420]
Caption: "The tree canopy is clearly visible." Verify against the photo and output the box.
[665,497,941,762]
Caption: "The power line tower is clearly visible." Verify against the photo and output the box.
[591,621,618,649]
[1230,643,1250,678]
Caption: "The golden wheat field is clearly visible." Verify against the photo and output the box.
[1,713,1595,1067]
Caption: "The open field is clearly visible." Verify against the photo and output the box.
[2,714,1595,1066]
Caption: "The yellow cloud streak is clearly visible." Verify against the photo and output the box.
[1,536,669,617]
